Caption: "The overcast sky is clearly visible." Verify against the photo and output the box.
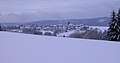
[0,0,120,23]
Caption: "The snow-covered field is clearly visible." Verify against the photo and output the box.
[0,31,120,63]
[58,26,109,37]
[57,30,75,37]
[89,26,109,32]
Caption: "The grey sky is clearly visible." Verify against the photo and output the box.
[0,0,120,23]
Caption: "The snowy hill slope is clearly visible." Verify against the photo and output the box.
[0,31,120,63]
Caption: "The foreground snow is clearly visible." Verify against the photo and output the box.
[0,31,120,63]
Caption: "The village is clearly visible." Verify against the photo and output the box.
[0,22,90,37]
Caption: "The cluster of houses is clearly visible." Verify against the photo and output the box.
[0,22,90,37]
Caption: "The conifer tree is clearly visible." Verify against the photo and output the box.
[107,9,120,41]
[0,24,2,31]
[116,8,120,41]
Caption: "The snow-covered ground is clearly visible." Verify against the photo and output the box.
[57,30,85,37]
[89,26,109,32]
[57,26,108,37]
[57,30,75,37]
[0,31,120,63]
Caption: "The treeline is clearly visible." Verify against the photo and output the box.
[69,28,108,40]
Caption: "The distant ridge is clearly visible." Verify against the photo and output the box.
[2,17,110,26]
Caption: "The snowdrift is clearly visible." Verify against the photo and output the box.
[0,31,120,63]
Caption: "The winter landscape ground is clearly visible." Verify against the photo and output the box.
[0,31,120,63]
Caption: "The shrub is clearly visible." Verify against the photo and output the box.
[44,32,52,36]
[34,31,43,35]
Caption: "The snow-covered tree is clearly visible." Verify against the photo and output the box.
[0,24,2,31]
[107,9,120,41]
[116,9,120,41]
